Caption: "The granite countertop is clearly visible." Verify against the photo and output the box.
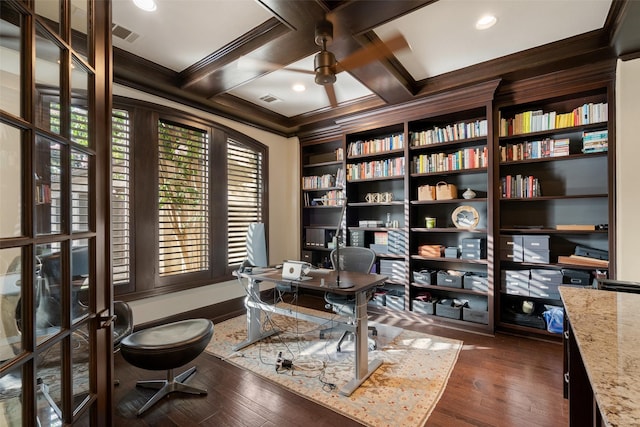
[560,286,640,427]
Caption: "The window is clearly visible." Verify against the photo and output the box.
[108,99,267,297]
[227,138,264,266]
[157,120,209,277]
[111,109,131,285]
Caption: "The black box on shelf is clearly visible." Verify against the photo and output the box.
[464,273,488,292]
[500,235,524,262]
[301,250,317,265]
[435,300,462,320]
[502,302,546,330]
[413,270,436,285]
[437,271,464,288]
[561,268,592,286]
[305,228,326,248]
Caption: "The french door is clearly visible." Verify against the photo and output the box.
[0,0,113,425]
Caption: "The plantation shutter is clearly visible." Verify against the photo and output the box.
[227,138,264,266]
[157,120,209,277]
[111,109,131,284]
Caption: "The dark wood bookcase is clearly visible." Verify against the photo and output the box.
[298,63,615,337]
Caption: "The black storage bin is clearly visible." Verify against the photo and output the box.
[501,301,546,330]
[562,269,592,286]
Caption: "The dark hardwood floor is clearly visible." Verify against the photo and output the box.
[112,295,568,426]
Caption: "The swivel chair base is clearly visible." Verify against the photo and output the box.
[135,366,206,416]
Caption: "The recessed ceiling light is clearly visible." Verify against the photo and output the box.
[292,83,306,92]
[475,14,497,30]
[133,0,157,12]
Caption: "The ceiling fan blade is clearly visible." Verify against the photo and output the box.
[324,83,338,108]
[336,33,410,73]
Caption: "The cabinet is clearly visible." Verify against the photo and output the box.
[344,124,408,310]
[298,70,615,338]
[496,88,613,337]
[300,138,345,268]
[408,107,493,333]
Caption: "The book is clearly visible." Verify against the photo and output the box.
[555,224,596,231]
[557,255,609,267]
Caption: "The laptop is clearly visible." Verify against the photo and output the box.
[281,261,312,281]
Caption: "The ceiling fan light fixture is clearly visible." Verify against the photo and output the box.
[292,83,306,92]
[133,0,157,12]
[475,14,497,30]
[314,50,337,85]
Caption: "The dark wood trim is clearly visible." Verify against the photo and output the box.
[179,18,291,91]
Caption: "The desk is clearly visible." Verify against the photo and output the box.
[234,269,387,396]
[561,287,640,426]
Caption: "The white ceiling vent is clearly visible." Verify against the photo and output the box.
[112,23,140,43]
[259,94,282,103]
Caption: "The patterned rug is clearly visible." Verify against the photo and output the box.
[205,304,462,427]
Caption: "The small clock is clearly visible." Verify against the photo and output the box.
[452,205,480,229]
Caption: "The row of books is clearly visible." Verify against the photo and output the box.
[304,189,345,207]
[582,130,608,153]
[411,147,488,174]
[410,119,488,146]
[301,168,344,189]
[500,175,542,199]
[346,157,405,181]
[499,138,570,162]
[347,134,404,157]
[499,102,608,136]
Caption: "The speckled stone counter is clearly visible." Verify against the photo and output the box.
[560,286,640,427]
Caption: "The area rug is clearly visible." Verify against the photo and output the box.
[205,304,462,427]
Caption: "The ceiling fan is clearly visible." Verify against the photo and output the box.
[311,18,410,108]
[242,18,410,109]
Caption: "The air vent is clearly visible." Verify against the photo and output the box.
[112,23,140,43]
[259,94,282,103]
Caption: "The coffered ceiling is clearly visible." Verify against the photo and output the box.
[109,0,639,136]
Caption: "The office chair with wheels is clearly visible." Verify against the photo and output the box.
[320,247,378,352]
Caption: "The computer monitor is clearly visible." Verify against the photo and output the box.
[246,222,268,267]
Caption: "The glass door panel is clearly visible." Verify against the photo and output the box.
[0,123,22,238]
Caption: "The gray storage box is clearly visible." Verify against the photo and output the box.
[530,269,562,285]
[379,259,406,282]
[413,270,436,285]
[370,244,389,254]
[437,271,464,288]
[523,249,550,264]
[465,273,489,292]
[522,235,550,250]
[435,301,462,319]
[444,246,459,258]
[412,299,435,315]
[386,294,405,311]
[463,307,489,324]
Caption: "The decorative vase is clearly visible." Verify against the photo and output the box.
[462,188,476,199]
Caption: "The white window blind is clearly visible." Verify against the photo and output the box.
[158,120,209,276]
[111,109,131,285]
[227,138,264,266]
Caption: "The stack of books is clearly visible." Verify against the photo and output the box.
[582,130,608,153]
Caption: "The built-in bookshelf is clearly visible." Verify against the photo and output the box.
[298,72,615,338]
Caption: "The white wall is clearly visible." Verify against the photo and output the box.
[615,58,640,281]
[113,85,300,324]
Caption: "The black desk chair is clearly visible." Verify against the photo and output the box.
[320,247,378,352]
